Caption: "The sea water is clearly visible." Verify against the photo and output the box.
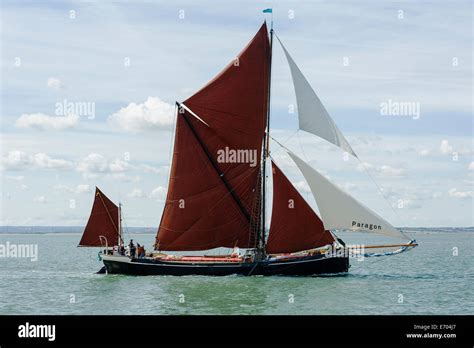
[0,230,472,315]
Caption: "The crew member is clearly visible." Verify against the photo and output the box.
[129,239,136,258]
[137,244,145,258]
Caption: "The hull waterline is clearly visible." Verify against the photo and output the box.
[100,253,350,276]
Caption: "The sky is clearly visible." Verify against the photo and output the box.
[0,0,472,228]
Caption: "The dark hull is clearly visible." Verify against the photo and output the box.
[102,253,350,276]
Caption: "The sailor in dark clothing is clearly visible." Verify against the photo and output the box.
[137,244,145,258]
[129,239,136,258]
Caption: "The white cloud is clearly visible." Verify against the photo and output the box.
[440,140,453,155]
[53,184,69,192]
[1,151,73,171]
[379,165,406,177]
[81,172,100,180]
[32,153,73,169]
[448,188,474,199]
[76,153,108,173]
[379,185,398,199]
[1,151,31,170]
[418,149,430,157]
[140,164,168,175]
[356,162,406,177]
[468,162,474,171]
[46,77,62,89]
[125,186,168,200]
[77,153,133,174]
[54,184,91,194]
[108,97,175,132]
[107,173,141,182]
[4,175,25,181]
[15,113,79,130]
[128,188,146,198]
[33,196,47,204]
[109,159,131,172]
[150,186,167,201]
[75,184,91,194]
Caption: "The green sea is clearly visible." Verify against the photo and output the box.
[0,230,472,315]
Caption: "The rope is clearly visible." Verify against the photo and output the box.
[296,130,309,161]
[354,158,412,240]
[120,206,131,241]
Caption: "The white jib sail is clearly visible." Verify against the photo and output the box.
[277,36,357,158]
[287,151,406,239]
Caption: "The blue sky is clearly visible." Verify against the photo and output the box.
[1,0,472,227]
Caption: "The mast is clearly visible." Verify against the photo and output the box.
[260,19,273,258]
[118,202,123,246]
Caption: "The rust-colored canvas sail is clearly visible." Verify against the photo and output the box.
[79,187,119,247]
[155,23,270,251]
[266,161,334,254]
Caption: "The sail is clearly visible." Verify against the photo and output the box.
[155,23,270,251]
[277,36,357,157]
[288,152,406,239]
[266,161,334,254]
[79,187,119,247]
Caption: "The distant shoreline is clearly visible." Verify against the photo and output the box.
[0,226,156,234]
[0,226,472,234]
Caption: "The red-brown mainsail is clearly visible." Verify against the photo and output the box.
[266,161,334,254]
[79,187,119,247]
[155,23,270,251]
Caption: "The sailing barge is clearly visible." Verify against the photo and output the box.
[79,21,417,276]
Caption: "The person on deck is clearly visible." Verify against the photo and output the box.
[137,244,145,258]
[129,239,136,258]
[230,246,240,258]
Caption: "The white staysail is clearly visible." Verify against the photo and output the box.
[287,151,406,239]
[277,36,357,158]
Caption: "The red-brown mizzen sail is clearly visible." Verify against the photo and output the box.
[266,161,335,254]
[155,23,270,251]
[79,187,119,247]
